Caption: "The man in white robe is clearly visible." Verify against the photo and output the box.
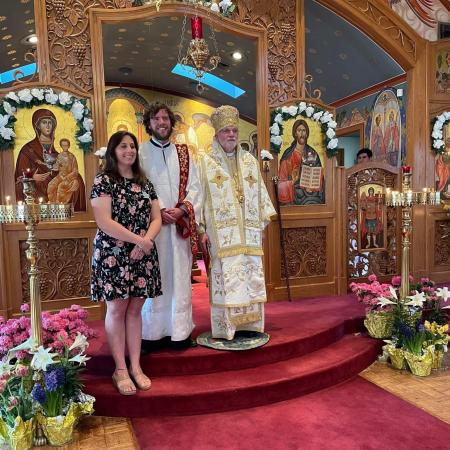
[198,105,276,340]
[140,102,202,350]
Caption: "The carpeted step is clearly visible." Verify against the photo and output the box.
[85,296,366,377]
[83,334,381,417]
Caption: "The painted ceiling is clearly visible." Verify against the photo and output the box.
[0,0,430,119]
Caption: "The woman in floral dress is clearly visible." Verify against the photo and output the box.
[91,131,162,395]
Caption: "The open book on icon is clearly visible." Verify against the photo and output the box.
[299,165,323,191]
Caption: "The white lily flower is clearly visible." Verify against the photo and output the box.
[305,106,315,117]
[2,101,16,115]
[0,361,14,377]
[270,122,280,136]
[436,286,450,302]
[327,138,338,149]
[17,89,33,103]
[404,290,426,307]
[78,131,92,143]
[0,114,9,128]
[59,91,72,106]
[0,127,15,140]
[71,101,85,120]
[270,135,282,146]
[326,128,336,139]
[82,117,94,131]
[31,346,58,371]
[260,149,273,161]
[95,147,107,158]
[377,296,397,307]
[274,113,283,124]
[69,332,89,352]
[31,88,44,100]
[388,286,398,300]
[5,91,19,103]
[68,353,91,366]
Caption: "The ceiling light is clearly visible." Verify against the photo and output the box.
[232,51,242,61]
[21,34,37,45]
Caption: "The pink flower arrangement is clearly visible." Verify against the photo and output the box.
[349,274,393,312]
[0,304,96,359]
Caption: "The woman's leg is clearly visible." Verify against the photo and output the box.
[105,298,135,394]
[126,297,151,389]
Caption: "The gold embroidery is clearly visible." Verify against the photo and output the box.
[244,172,257,188]
[217,245,264,258]
[230,312,262,326]
[211,170,229,189]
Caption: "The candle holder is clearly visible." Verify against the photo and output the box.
[0,178,73,348]
[383,166,439,299]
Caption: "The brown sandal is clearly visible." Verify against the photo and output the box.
[130,370,152,391]
[112,369,136,396]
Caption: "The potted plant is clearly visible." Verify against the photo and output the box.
[30,334,95,446]
[0,359,35,450]
[401,323,433,377]
[424,320,449,369]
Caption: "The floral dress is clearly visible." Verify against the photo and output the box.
[90,173,162,302]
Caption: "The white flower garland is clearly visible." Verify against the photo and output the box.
[0,87,93,152]
[432,111,450,154]
[269,101,339,158]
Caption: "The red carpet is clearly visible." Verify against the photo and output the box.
[131,377,450,450]
[83,274,383,417]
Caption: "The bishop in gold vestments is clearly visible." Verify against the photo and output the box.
[198,105,276,340]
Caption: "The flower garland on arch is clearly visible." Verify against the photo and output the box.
[269,102,339,158]
[431,111,450,155]
[0,88,93,152]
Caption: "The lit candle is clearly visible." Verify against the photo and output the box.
[38,197,43,204]
[5,196,10,205]
[23,168,33,178]
[401,165,411,174]
[191,16,203,39]
[385,188,392,205]
[406,190,413,205]
[435,190,441,205]
[420,188,427,205]
[18,201,23,206]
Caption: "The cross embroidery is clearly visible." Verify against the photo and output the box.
[244,172,257,188]
[211,170,229,189]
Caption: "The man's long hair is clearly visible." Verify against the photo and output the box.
[143,102,177,137]
[103,131,147,186]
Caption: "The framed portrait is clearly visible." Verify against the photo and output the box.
[429,39,450,101]
[357,183,387,252]
[435,120,450,199]
[277,116,326,206]
[13,105,87,212]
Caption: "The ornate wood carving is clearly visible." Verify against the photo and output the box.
[234,0,297,106]
[46,0,133,93]
[347,168,398,279]
[280,227,327,278]
[434,220,450,266]
[20,238,90,301]
[346,0,416,61]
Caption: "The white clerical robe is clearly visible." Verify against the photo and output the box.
[199,140,276,340]
[140,140,202,341]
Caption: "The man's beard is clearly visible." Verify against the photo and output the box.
[151,125,172,142]
[297,137,306,145]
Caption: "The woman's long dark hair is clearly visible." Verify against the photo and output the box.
[103,131,147,186]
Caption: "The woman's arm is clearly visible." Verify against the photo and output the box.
[145,198,162,242]
[91,196,146,247]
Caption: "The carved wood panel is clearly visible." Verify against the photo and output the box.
[20,238,90,301]
[434,220,450,266]
[280,227,327,278]
[46,0,133,93]
[235,0,297,106]
[347,168,398,279]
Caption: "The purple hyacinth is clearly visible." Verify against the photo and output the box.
[398,321,413,339]
[44,366,65,392]
[31,383,47,404]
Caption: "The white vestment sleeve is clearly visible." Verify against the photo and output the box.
[184,155,203,227]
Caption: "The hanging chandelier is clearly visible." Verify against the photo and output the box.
[177,12,221,94]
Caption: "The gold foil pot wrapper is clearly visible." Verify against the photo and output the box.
[38,397,95,446]
[364,311,394,339]
[387,346,406,370]
[431,350,445,369]
[404,350,433,377]
[0,416,35,450]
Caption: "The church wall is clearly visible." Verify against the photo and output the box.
[0,0,445,319]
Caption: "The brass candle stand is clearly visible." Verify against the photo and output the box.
[384,167,440,299]
[0,177,73,348]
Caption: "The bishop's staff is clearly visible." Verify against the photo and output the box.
[271,176,292,302]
